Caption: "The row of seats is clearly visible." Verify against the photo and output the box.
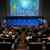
[0,24,48,49]
[0,23,48,40]
[0,28,16,40]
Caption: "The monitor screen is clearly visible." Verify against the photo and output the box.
[10,0,39,16]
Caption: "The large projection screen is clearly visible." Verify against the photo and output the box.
[10,0,39,16]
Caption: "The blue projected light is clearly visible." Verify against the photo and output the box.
[7,19,47,27]
[18,0,32,8]
[10,0,39,16]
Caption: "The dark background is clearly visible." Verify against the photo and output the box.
[0,0,9,16]
[39,0,49,16]
[42,0,48,16]
[0,0,7,16]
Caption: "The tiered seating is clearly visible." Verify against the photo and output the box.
[0,28,16,42]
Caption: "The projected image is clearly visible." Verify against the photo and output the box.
[6,19,47,27]
[10,0,39,16]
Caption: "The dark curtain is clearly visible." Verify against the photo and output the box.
[43,0,49,16]
[0,0,7,16]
